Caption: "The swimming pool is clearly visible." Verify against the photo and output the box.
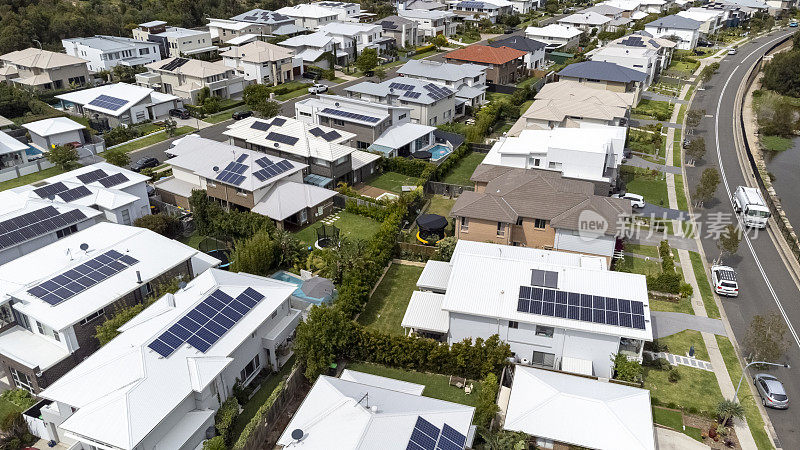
[430,144,452,162]
[270,270,335,305]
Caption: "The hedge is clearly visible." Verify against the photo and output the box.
[232,380,286,450]
[215,396,239,446]
[345,199,390,222]
[380,157,435,179]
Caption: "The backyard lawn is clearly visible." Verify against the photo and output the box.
[293,211,382,245]
[652,407,703,442]
[230,355,296,442]
[426,195,456,219]
[0,165,66,192]
[358,264,423,336]
[345,362,481,407]
[440,152,485,186]
[367,171,421,193]
[620,165,669,207]
[623,243,660,258]
[632,99,674,121]
[112,126,194,153]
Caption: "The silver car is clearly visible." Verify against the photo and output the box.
[754,374,789,409]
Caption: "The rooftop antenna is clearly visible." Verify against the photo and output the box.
[356,392,369,408]
[66,248,73,261]
[179,281,187,290]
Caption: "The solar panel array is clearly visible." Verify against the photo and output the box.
[98,173,129,188]
[160,57,190,72]
[517,285,647,330]
[271,117,287,126]
[404,90,422,99]
[57,186,92,202]
[423,83,453,101]
[87,95,128,111]
[33,182,68,198]
[147,287,266,357]
[406,417,466,450]
[251,120,272,132]
[380,20,398,30]
[458,1,486,8]
[215,158,249,186]
[321,108,380,123]
[27,250,139,306]
[0,206,87,250]
[76,169,109,184]
[389,82,415,91]
[308,127,342,142]
[252,156,294,182]
[266,131,299,146]
[620,36,645,47]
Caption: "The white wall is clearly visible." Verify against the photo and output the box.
[644,25,698,50]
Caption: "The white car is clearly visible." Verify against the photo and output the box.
[613,192,646,208]
[711,265,738,297]
[728,47,737,55]
[308,83,328,94]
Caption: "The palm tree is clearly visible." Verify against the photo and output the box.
[716,399,745,426]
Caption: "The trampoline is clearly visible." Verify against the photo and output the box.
[416,214,448,245]
[199,237,233,270]
[411,151,432,160]
[315,224,340,249]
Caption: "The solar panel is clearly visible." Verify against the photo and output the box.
[266,132,299,146]
[320,108,381,123]
[98,173,129,188]
[308,127,342,142]
[76,169,109,184]
[437,424,466,450]
[160,57,189,72]
[404,90,422,99]
[147,287,266,358]
[389,82,414,91]
[254,156,273,168]
[236,153,248,163]
[27,250,139,305]
[252,158,293,182]
[516,285,646,330]
[57,186,92,202]
[88,94,128,111]
[0,207,87,250]
[271,117,287,126]
[33,182,68,198]
[309,127,324,138]
[251,121,272,132]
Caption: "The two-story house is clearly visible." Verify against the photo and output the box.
[220,41,295,85]
[0,48,90,91]
[0,222,220,395]
[56,82,182,128]
[132,21,217,59]
[61,36,161,73]
[444,45,527,85]
[402,240,652,378]
[557,60,647,103]
[397,59,487,111]
[397,8,459,38]
[318,22,394,64]
[487,36,546,71]
[643,15,703,50]
[278,31,337,70]
[137,57,245,104]
[524,24,582,50]
[36,268,300,449]
[557,11,613,32]
[607,31,676,75]
[375,15,422,49]
[206,18,273,43]
[228,9,297,34]
[276,4,340,29]
[448,0,515,23]
[345,77,457,126]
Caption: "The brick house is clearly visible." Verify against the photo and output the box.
[444,45,527,85]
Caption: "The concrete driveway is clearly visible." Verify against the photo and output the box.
[655,427,710,450]
[637,203,690,221]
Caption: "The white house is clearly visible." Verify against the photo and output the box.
[508,0,535,13]
[21,118,87,154]
[525,24,582,50]
[644,15,703,50]
[56,82,181,127]
[402,241,652,378]
[369,122,438,158]
[397,59,487,109]
[132,22,217,58]
[318,22,393,63]
[557,11,613,32]
[206,18,272,43]
[0,130,30,168]
[36,268,301,449]
[276,4,340,29]
[278,31,337,69]
[220,41,296,85]
[0,222,220,395]
[606,31,676,75]
[448,0,515,23]
[591,46,659,86]
[61,36,161,72]
[676,8,726,36]
[311,0,367,21]
[276,372,475,449]
[345,77,457,126]
[397,8,459,38]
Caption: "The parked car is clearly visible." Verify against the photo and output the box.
[303,71,320,80]
[504,27,515,34]
[131,157,159,172]
[697,39,714,47]
[308,83,328,94]
[612,192,645,208]
[232,110,253,120]
[683,138,690,149]
[728,47,737,55]
[169,108,190,119]
[710,265,738,297]
[790,20,798,27]
[754,374,789,409]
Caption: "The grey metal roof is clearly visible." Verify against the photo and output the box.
[230,9,294,25]
[645,15,703,30]
[375,15,417,29]
[397,59,484,82]
[558,60,647,83]
[488,36,546,53]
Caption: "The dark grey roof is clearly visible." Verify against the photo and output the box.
[434,129,465,150]
[645,15,703,30]
[487,36,546,53]
[375,15,417,30]
[558,60,647,83]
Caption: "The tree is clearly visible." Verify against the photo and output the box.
[293,305,357,380]
[473,373,500,427]
[435,236,458,261]
[103,148,130,167]
[271,228,306,268]
[693,168,720,207]
[356,48,379,73]
[373,67,387,81]
[229,231,276,276]
[243,84,280,117]
[744,312,790,363]
[611,352,643,382]
[202,436,226,450]
[47,144,79,171]
[686,109,704,130]
[202,96,221,114]
[476,428,528,450]
[133,213,181,238]
[164,118,177,137]
[259,100,281,118]
[432,34,448,50]
[717,224,742,262]
[716,399,745,426]
[700,62,719,84]
[197,86,211,105]
[686,137,706,164]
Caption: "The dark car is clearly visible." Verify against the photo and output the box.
[302,70,320,80]
[232,110,253,120]
[504,27,516,34]
[131,157,159,172]
[169,108,190,119]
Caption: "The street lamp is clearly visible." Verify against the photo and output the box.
[734,360,791,401]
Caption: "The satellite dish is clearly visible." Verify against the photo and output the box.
[79,243,89,251]
[212,166,219,172]
[178,281,187,290]
[291,429,304,440]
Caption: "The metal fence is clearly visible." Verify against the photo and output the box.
[150,198,187,217]
[424,181,473,197]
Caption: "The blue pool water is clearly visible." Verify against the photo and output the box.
[430,144,452,161]
[270,270,334,305]
[25,145,43,158]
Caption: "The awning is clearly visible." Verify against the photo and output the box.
[401,291,449,333]
[367,143,394,156]
[182,46,218,55]
[0,325,70,370]
[304,173,333,188]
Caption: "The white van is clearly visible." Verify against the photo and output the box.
[612,192,645,208]
[711,265,738,297]
[732,186,770,229]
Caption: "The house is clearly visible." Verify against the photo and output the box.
[583,4,625,19]
[448,0,515,23]
[61,36,161,73]
[397,8,459,38]
[524,24,582,50]
[132,21,217,58]
[206,18,273,43]
[602,0,667,14]
[345,77,457,126]
[557,11,613,32]
[8,161,153,225]
[509,95,629,134]
[0,130,30,168]
[311,1,368,21]
[21,118,102,158]
[36,268,300,449]
[155,135,338,228]
[55,82,182,128]
[557,60,647,102]
[444,45,527,85]
[591,46,659,87]
[375,15,422,48]
[295,94,413,149]
[397,59,487,110]
[368,122,438,158]
[508,0,536,14]
[220,41,295,85]
[228,9,297,34]
[222,115,380,187]
[137,57,245,104]
[606,31,676,75]
[0,48,90,90]
[501,365,655,449]
[318,22,394,64]
[276,4,340,29]
[402,240,651,378]
[536,79,636,108]
[0,222,220,395]
[677,8,726,36]
[644,15,703,50]
[278,32,337,70]
[276,372,475,449]
[487,36,547,71]
[400,0,449,10]
[702,2,755,27]
[483,126,628,190]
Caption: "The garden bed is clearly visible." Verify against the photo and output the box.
[632,99,674,121]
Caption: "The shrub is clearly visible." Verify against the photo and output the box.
[655,358,672,371]
[203,436,226,450]
[611,353,642,382]
[473,373,499,428]
[647,271,682,294]
[232,380,286,450]
[133,213,181,238]
[215,396,239,445]
[0,390,36,410]
[345,199,390,222]
[668,368,681,383]
[644,339,669,353]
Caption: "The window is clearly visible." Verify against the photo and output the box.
[36,321,44,334]
[516,217,523,226]
[208,181,216,188]
[299,111,311,117]
[508,321,519,329]
[398,113,407,120]
[79,308,105,325]
[270,310,278,319]
[239,354,261,382]
[460,217,469,232]
[535,326,554,338]
[317,206,325,217]
[52,330,60,342]
[534,219,546,229]
[121,209,131,225]
[496,222,504,237]
[9,368,33,393]
[333,118,345,126]
[235,187,248,196]
[531,350,556,368]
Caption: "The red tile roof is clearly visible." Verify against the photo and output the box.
[444,45,528,65]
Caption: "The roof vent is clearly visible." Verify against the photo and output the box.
[79,243,89,251]
[291,429,305,441]
[274,142,279,148]
[212,166,219,172]
[370,405,378,413]
[136,270,142,284]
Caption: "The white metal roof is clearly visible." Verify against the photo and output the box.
[319,22,382,36]
[277,4,340,18]
[416,260,451,291]
[276,374,474,449]
[0,222,219,331]
[372,122,436,150]
[504,366,655,450]
[350,150,381,170]
[339,370,425,395]
[21,117,84,137]
[559,11,613,25]
[39,269,298,450]
[0,130,28,155]
[56,83,178,117]
[0,325,70,370]
[251,179,337,221]
[279,31,334,49]
[525,24,582,39]
[401,291,449,333]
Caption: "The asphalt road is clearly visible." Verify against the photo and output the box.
[687,28,799,449]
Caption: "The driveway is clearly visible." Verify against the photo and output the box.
[624,156,682,175]
[651,311,728,338]
[637,203,689,221]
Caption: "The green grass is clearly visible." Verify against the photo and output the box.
[204,105,249,124]
[412,50,438,60]
[358,264,423,335]
[688,251,721,319]
[623,243,660,258]
[517,76,541,89]
[277,88,311,101]
[0,398,22,423]
[178,232,206,250]
[716,336,774,450]
[685,426,703,441]
[653,406,684,429]
[676,104,686,125]
[673,133,683,167]
[669,59,700,77]
[486,92,511,103]
[614,254,662,276]
[519,99,534,115]
[760,135,793,152]
[111,126,194,153]
[293,211,382,245]
[632,99,674,121]
[685,83,697,101]
[367,171,422,193]
[0,165,66,192]
[657,330,709,361]
[230,355,296,442]
[345,362,481,407]
[620,165,669,207]
[675,174,688,211]
[441,152,485,185]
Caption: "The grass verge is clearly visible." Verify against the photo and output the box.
[688,251,721,319]
[675,174,688,211]
[113,126,194,153]
[657,330,709,360]
[358,264,423,335]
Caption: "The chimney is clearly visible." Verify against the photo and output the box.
[136,270,142,284]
